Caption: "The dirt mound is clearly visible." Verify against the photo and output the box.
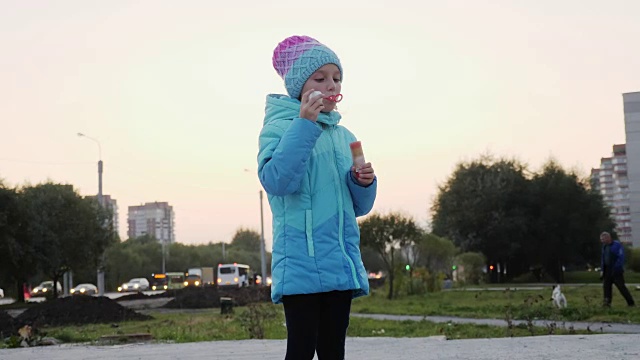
[164,286,271,309]
[115,290,177,302]
[0,310,17,337]
[16,296,152,327]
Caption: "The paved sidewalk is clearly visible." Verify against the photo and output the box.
[352,313,640,334]
[1,334,639,359]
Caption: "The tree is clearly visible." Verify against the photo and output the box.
[359,212,421,299]
[455,252,486,285]
[431,156,533,281]
[417,233,457,275]
[527,161,615,282]
[231,228,261,252]
[20,182,115,297]
[0,184,39,301]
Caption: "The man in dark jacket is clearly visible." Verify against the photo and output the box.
[600,232,635,307]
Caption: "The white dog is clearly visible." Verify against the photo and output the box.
[551,285,567,309]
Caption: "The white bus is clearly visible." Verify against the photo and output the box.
[217,263,251,287]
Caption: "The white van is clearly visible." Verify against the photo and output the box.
[217,263,250,287]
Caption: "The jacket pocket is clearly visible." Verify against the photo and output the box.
[305,210,314,257]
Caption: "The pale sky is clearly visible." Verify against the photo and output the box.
[1,1,638,249]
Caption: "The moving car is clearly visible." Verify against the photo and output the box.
[30,281,62,297]
[70,283,97,296]
[183,274,202,287]
[117,278,150,292]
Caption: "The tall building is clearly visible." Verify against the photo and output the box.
[624,92,640,247]
[127,202,175,244]
[591,145,631,244]
[86,194,119,233]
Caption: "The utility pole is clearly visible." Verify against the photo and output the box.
[77,132,106,295]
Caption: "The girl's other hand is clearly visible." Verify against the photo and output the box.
[352,162,375,186]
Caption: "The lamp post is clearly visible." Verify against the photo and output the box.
[77,132,105,295]
[244,169,267,285]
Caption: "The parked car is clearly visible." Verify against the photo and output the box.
[70,283,97,296]
[117,278,150,292]
[30,281,62,297]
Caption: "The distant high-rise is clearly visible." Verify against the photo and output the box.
[127,202,175,244]
[624,92,640,247]
[591,145,631,244]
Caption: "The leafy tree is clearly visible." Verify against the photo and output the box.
[431,156,531,281]
[360,246,386,273]
[0,184,38,301]
[417,233,457,275]
[455,252,486,285]
[527,161,616,282]
[20,182,114,297]
[359,212,421,299]
[231,228,261,252]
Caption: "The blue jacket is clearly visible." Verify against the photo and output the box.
[258,94,377,304]
[601,240,625,274]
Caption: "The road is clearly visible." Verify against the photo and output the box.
[0,290,166,306]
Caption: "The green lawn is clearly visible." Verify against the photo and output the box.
[352,285,640,323]
[36,306,586,347]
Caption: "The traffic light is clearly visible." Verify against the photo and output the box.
[405,264,410,271]
[452,265,457,270]
[489,265,494,271]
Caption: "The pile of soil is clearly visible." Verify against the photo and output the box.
[16,296,152,328]
[0,310,17,338]
[164,286,271,309]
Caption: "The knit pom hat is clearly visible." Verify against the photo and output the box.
[272,35,343,99]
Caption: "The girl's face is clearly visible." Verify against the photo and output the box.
[301,63,342,113]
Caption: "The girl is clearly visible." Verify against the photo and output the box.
[257,35,377,360]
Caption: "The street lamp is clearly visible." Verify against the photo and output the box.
[244,169,267,285]
[77,132,103,207]
[77,132,105,295]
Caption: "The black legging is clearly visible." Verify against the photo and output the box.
[282,290,353,360]
[603,268,635,306]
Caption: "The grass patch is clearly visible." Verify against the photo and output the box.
[34,305,590,345]
[352,285,640,323]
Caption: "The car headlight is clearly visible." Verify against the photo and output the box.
[33,289,39,293]
[117,286,123,292]
[42,288,48,293]
[134,284,139,289]
[152,285,156,290]
[234,277,238,282]
[267,277,272,285]
[70,289,75,294]
[183,281,188,286]
[195,281,200,286]
[123,284,128,289]
[164,285,168,290]
[80,288,85,293]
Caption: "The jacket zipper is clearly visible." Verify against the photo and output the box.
[329,127,360,289]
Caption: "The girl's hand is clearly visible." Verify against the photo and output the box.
[352,162,375,186]
[299,89,324,122]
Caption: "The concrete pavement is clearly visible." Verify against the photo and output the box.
[1,334,639,359]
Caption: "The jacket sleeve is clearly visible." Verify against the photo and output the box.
[258,118,322,196]
[346,172,377,217]
[613,242,625,273]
